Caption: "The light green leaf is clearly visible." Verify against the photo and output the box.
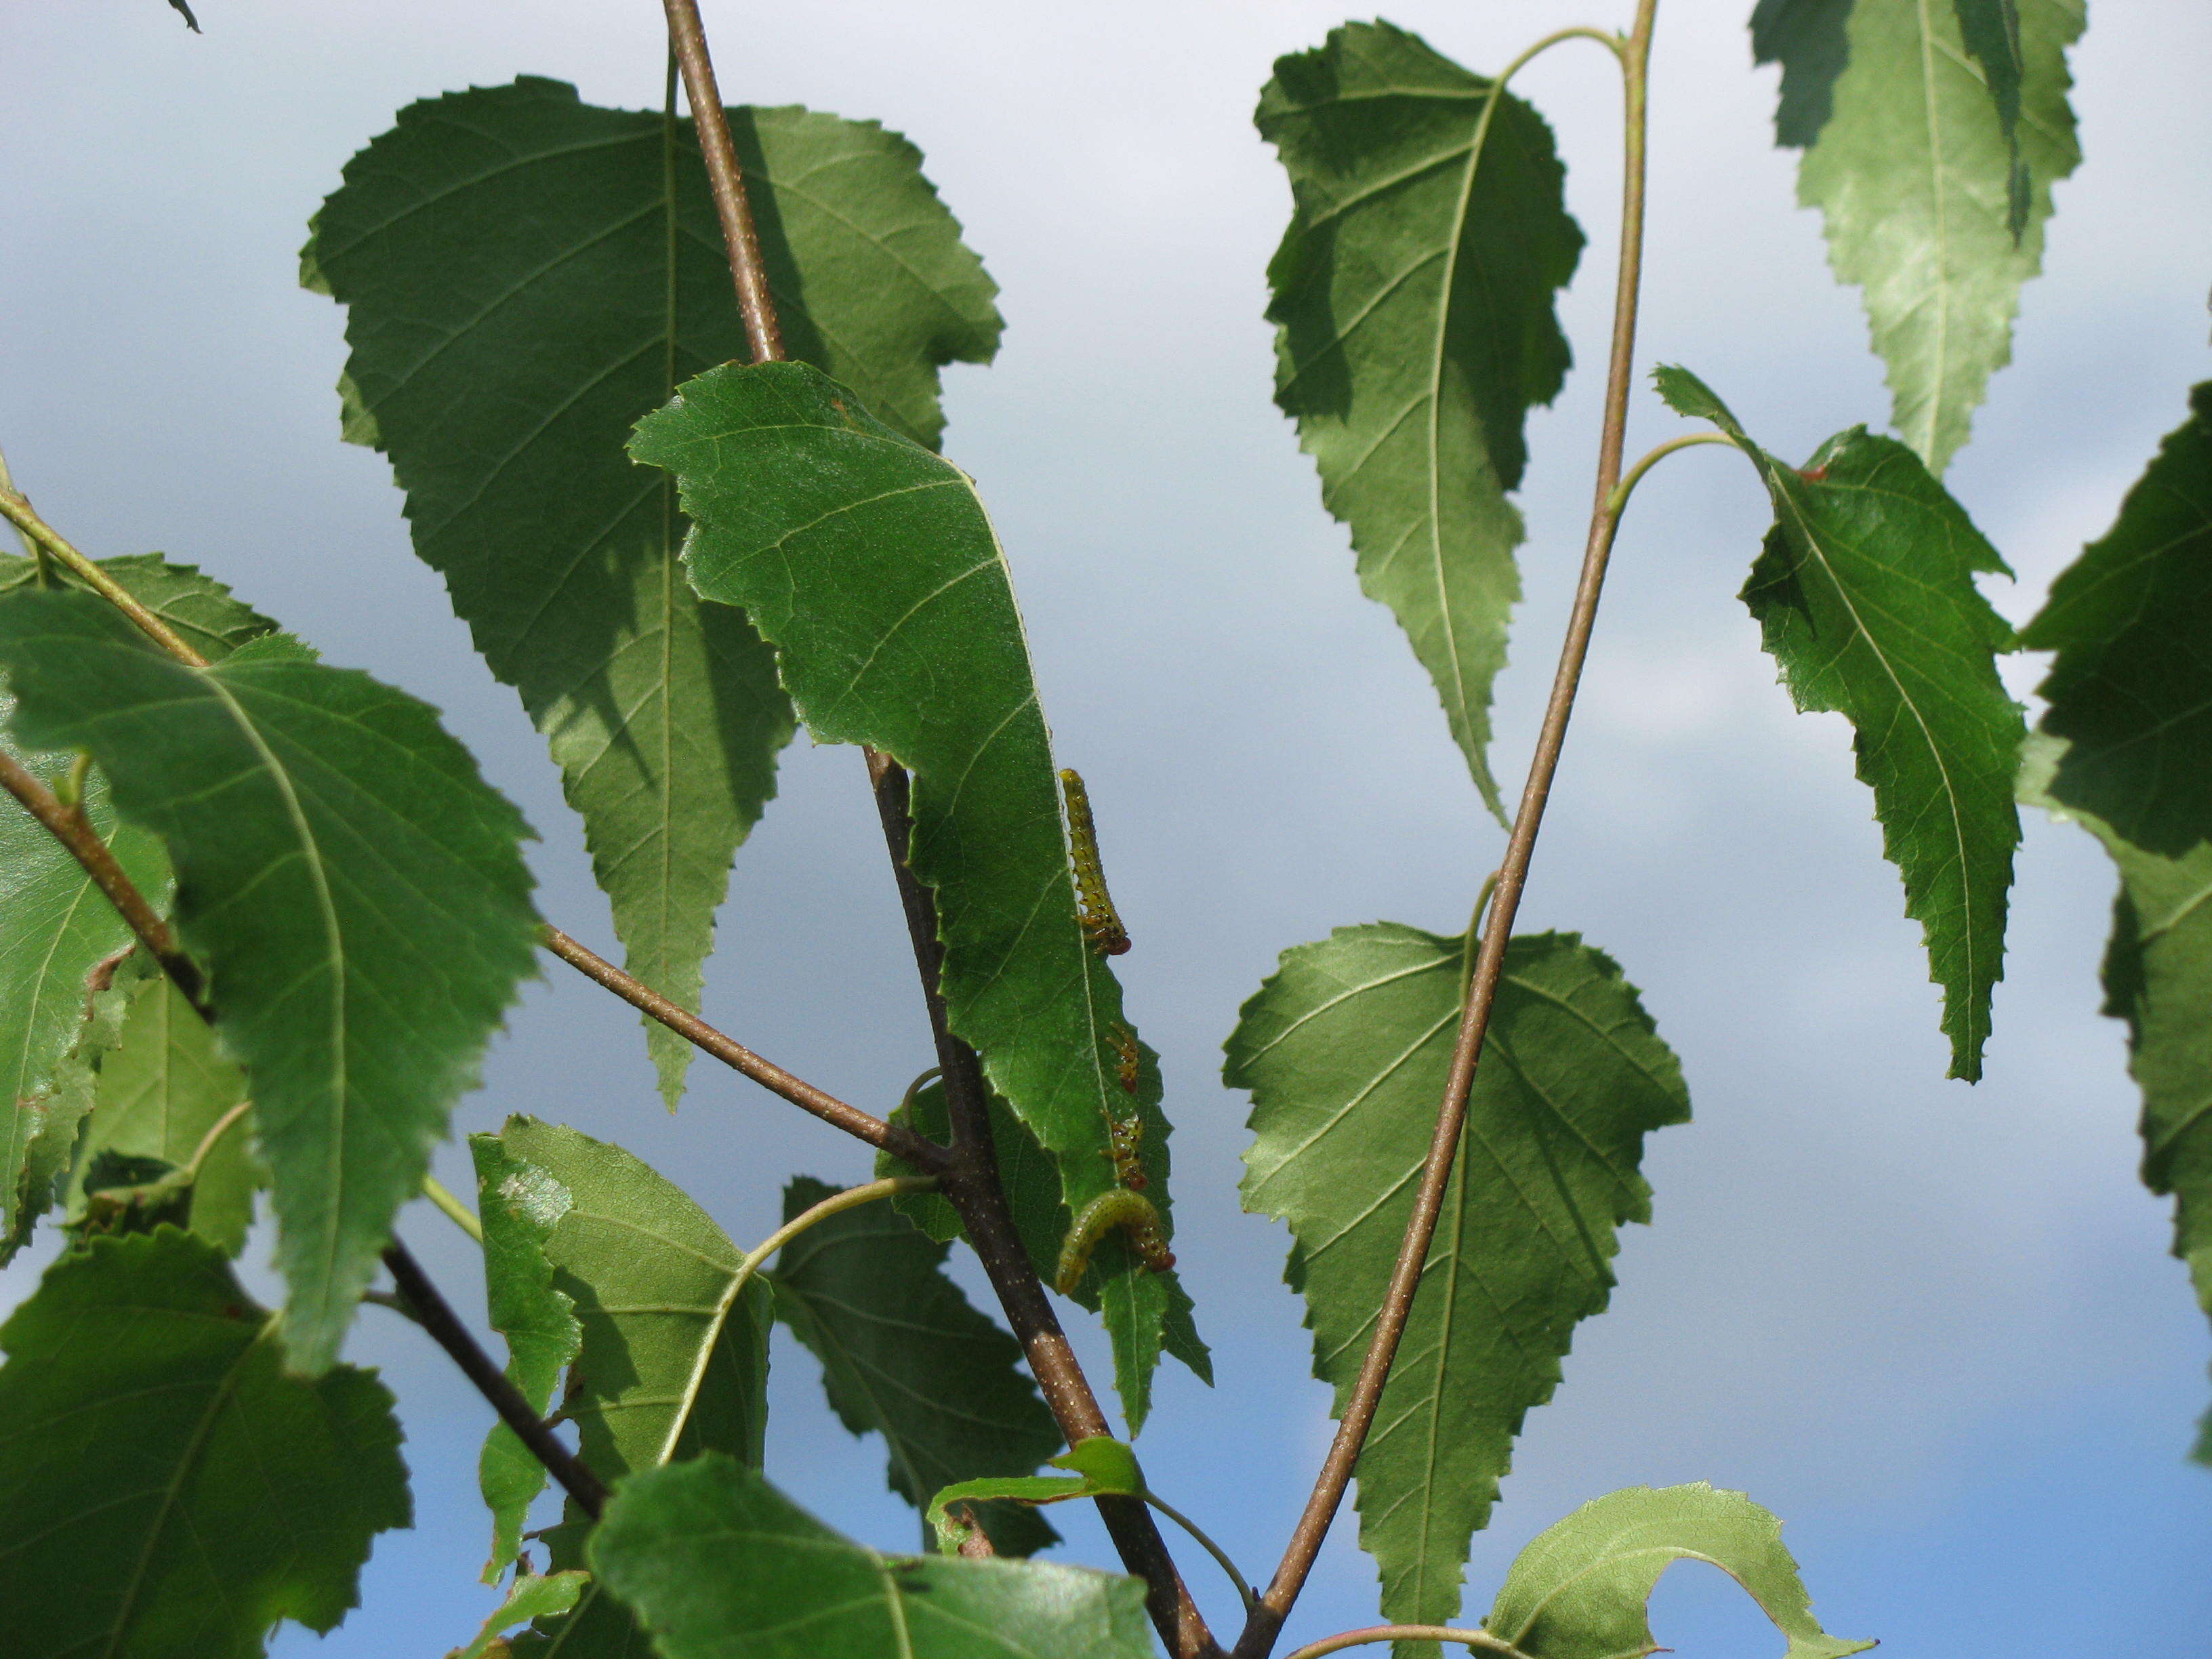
[303,75,1001,1105]
[1259,20,1582,821]
[1485,1483,1872,1659]
[449,1573,590,1659]
[590,1455,1155,1659]
[0,1229,410,1659]
[66,970,260,1255]
[0,589,541,1372]
[2020,382,2212,856]
[1657,365,2022,1080]
[495,1115,770,1659]
[471,1132,585,1580]
[771,1175,1063,1557]
[1229,925,1688,1654]
[632,360,1202,1430]
[923,1435,1145,1557]
[0,548,272,1257]
[1769,0,2083,470]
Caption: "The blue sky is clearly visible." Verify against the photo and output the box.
[4,1,2209,1654]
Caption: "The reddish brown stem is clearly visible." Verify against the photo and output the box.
[1233,7,1659,1654]
[866,754,1223,1659]
[661,0,784,363]
[0,747,203,1008]
[657,3,1218,1650]
[541,924,946,1171]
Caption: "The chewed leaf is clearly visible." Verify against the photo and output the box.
[1486,1483,1872,1659]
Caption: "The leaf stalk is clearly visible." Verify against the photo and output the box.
[1603,430,1737,517]
[1235,5,1662,1653]
[0,487,209,665]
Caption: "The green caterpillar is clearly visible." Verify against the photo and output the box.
[1059,769,1131,956]
[1055,1188,1174,1294]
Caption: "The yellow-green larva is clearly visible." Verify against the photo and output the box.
[1059,769,1132,956]
[1055,1188,1174,1293]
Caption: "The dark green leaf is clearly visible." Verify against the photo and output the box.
[303,75,1001,1104]
[1657,366,2022,1079]
[495,1115,770,1658]
[632,361,1201,1429]
[1259,21,1582,821]
[449,1572,590,1659]
[0,1229,409,1659]
[2020,382,2212,857]
[1769,0,2083,469]
[1485,1483,1872,1659]
[590,1455,1155,1659]
[67,969,260,1254]
[1229,925,1689,1653]
[771,1175,1062,1556]
[471,1132,585,1580]
[0,589,540,1372]
[1750,0,1855,148]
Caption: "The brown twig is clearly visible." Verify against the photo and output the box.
[541,924,946,1170]
[0,748,205,1008]
[661,0,784,364]
[657,4,1218,1649]
[1233,6,1660,1654]
[382,1238,609,1519]
[0,756,607,1517]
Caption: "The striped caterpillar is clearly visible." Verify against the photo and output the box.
[1055,1188,1174,1294]
[1059,769,1131,956]
[1108,1019,1140,1095]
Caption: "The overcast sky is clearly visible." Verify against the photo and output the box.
[5,1,2211,1654]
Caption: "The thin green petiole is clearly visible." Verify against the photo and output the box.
[654,1174,937,1467]
[182,1099,253,1182]
[1603,430,1737,518]
[1142,1489,1258,1615]
[422,1173,484,1243]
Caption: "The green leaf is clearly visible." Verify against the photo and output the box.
[1656,365,2022,1079]
[923,1435,1145,1556]
[303,75,1001,1105]
[471,1132,585,1581]
[495,1115,771,1658]
[0,552,271,1258]
[590,1454,1155,1659]
[1258,21,1582,821]
[2020,382,2212,857]
[1767,0,2083,470]
[67,969,261,1254]
[0,1228,410,1659]
[1228,924,1689,1654]
[2021,744,2212,1457]
[449,1572,590,1659]
[771,1175,1063,1557]
[1485,1483,1873,1659]
[1750,0,1853,148]
[0,588,541,1372]
[632,360,1201,1429]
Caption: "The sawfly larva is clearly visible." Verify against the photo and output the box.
[1059,769,1131,956]
[1055,1187,1174,1293]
